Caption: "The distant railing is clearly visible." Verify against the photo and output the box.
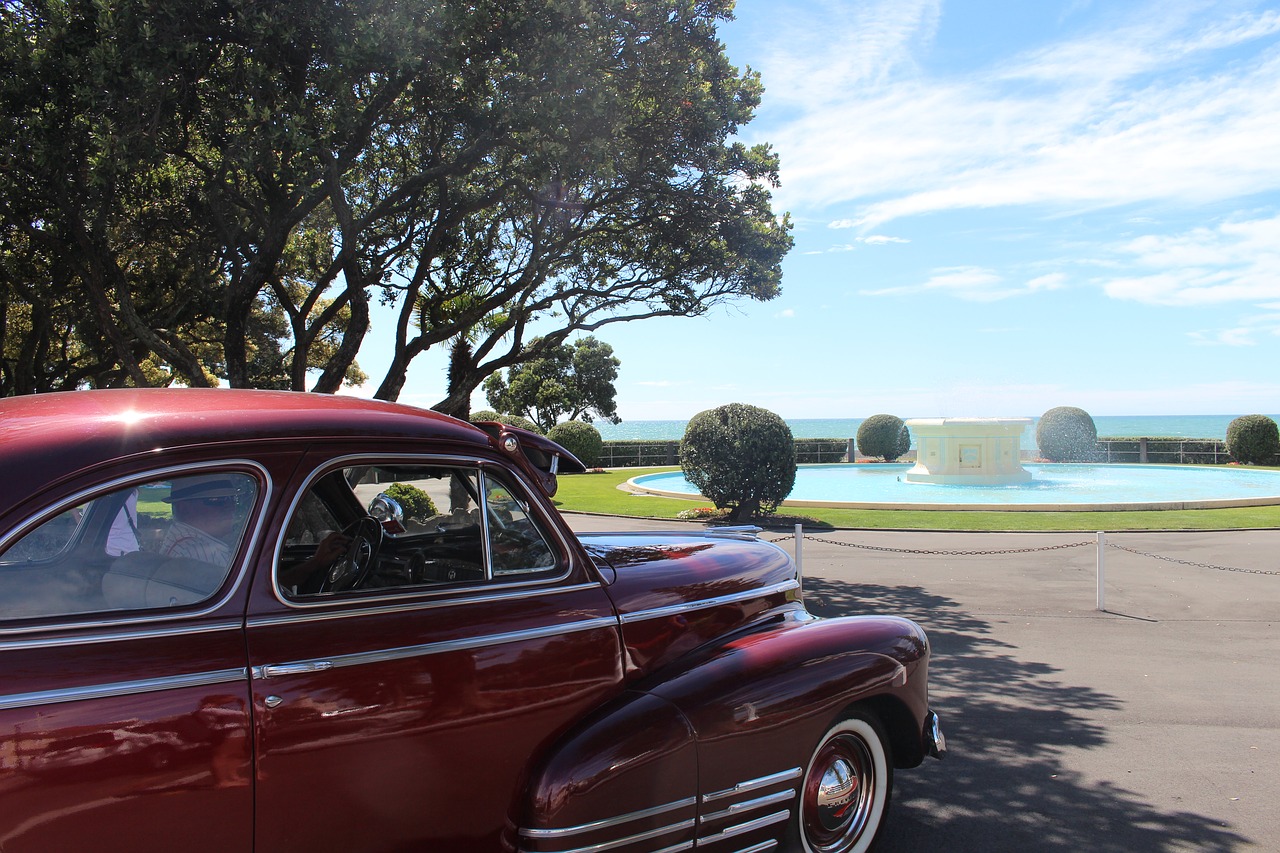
[599,438,852,468]
[1093,438,1231,465]
[598,437,1233,468]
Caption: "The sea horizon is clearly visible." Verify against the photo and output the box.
[595,414,1280,451]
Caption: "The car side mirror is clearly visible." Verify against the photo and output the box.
[368,493,406,534]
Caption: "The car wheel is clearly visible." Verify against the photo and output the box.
[793,711,892,853]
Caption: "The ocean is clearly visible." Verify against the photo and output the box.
[595,414,1280,452]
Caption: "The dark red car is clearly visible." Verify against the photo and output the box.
[0,389,943,852]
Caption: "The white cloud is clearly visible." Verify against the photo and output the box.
[862,266,1069,302]
[748,1,1280,228]
[1101,213,1280,305]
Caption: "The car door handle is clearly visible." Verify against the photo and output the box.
[259,661,335,678]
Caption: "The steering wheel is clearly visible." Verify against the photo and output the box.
[319,515,383,593]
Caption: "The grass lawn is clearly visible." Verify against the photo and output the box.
[550,467,1280,532]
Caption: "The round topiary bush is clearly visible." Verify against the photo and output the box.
[470,410,543,435]
[679,403,796,522]
[1035,406,1098,462]
[547,420,603,469]
[856,414,911,462]
[382,482,438,522]
[1226,415,1280,465]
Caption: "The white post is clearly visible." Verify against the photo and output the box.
[795,523,804,595]
[1096,531,1106,612]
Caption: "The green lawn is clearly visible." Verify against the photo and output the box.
[551,467,1280,531]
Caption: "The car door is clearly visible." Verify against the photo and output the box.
[0,463,265,853]
[246,454,624,851]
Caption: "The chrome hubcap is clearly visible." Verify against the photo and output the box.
[816,757,858,830]
[804,732,875,852]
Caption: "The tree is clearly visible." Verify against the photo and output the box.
[1226,415,1279,465]
[2,0,790,402]
[679,403,796,522]
[1036,407,1098,462]
[857,415,911,462]
[469,410,543,435]
[483,337,621,432]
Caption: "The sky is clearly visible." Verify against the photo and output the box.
[355,0,1280,422]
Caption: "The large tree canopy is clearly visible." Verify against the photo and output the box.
[483,336,621,432]
[0,0,790,400]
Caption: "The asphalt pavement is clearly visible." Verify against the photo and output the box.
[564,513,1280,853]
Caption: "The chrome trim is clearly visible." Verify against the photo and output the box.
[925,710,947,759]
[729,842,778,853]
[0,619,243,651]
[696,811,790,846]
[0,667,248,711]
[649,845,695,853]
[260,661,334,678]
[247,582,605,628]
[703,768,803,804]
[520,797,698,839]
[254,616,619,678]
[704,526,763,540]
[270,453,582,610]
[700,790,796,824]
[521,819,695,853]
[619,581,800,626]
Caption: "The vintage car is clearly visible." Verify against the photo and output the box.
[0,389,943,852]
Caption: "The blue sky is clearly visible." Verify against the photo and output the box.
[359,0,1280,421]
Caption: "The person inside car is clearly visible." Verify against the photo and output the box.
[159,477,243,566]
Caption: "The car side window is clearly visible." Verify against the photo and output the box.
[0,472,257,622]
[280,463,561,599]
[485,473,557,576]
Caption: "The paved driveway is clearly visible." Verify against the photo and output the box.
[565,515,1280,852]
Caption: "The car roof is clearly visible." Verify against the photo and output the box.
[0,389,492,507]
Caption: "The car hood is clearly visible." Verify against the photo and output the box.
[579,531,800,678]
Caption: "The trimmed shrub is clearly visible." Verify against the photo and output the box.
[1036,406,1098,461]
[679,403,796,522]
[382,482,437,522]
[856,414,911,461]
[470,410,543,435]
[1226,415,1280,465]
[547,420,604,468]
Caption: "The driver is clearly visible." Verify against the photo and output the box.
[278,530,351,590]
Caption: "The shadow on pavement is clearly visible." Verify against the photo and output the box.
[802,577,1248,852]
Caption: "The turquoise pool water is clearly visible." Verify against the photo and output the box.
[630,464,1280,510]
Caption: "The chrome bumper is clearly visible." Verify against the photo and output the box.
[924,710,946,759]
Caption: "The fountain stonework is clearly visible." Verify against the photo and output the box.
[904,418,1033,485]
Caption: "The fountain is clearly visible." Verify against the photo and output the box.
[903,418,1032,485]
[625,414,1280,510]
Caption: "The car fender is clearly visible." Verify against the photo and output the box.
[648,613,933,775]
[517,691,699,853]
[518,614,932,852]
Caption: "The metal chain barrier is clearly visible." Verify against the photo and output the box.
[765,532,1280,576]
[765,534,1093,557]
[1105,541,1280,577]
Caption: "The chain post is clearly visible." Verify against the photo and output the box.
[794,523,804,597]
[1096,531,1106,612]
